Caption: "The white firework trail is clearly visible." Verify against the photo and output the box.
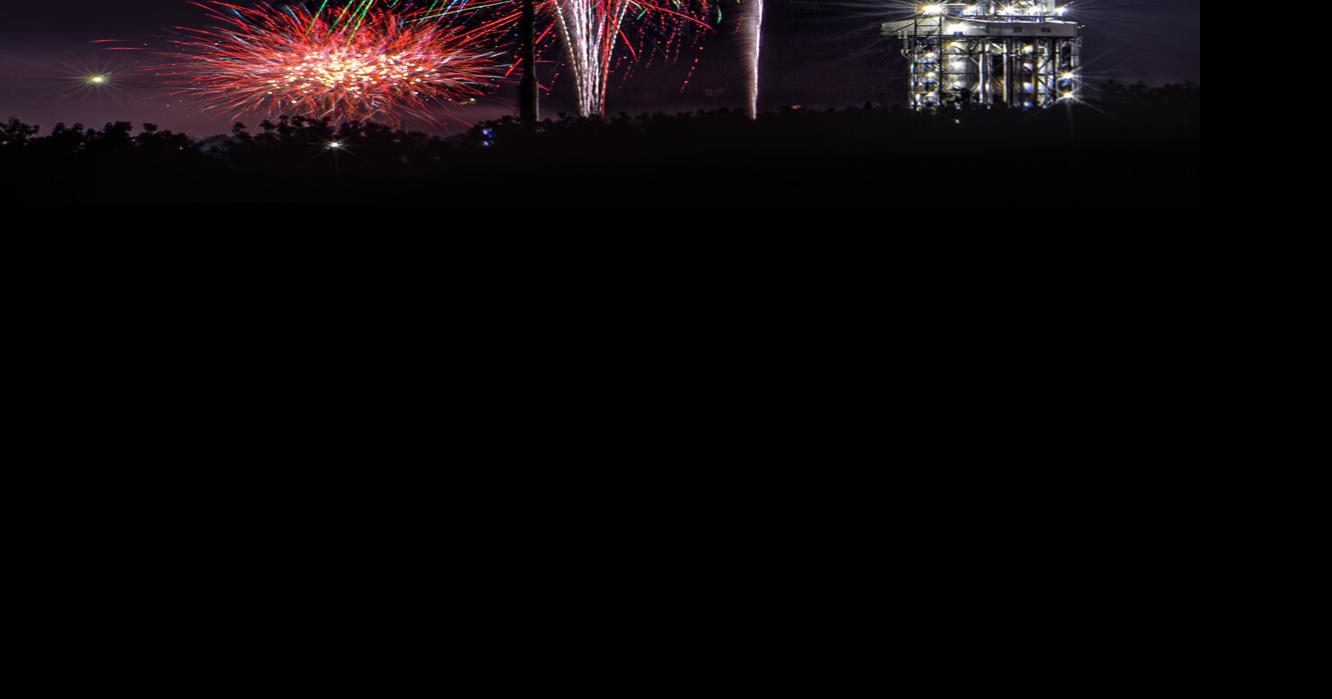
[742,0,764,120]
[553,0,631,117]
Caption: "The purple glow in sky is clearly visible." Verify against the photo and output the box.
[0,0,1201,136]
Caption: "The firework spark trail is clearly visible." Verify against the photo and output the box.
[545,0,715,117]
[741,0,763,120]
[159,2,507,124]
[553,1,629,117]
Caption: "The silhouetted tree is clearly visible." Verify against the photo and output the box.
[0,84,1199,202]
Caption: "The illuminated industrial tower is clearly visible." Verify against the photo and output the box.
[884,2,1083,110]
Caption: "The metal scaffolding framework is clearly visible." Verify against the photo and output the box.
[884,2,1084,110]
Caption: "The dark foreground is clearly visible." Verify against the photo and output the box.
[0,83,1198,203]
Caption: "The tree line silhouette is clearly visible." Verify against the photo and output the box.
[0,81,1198,202]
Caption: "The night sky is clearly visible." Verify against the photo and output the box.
[0,1,1201,136]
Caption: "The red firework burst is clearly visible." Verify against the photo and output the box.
[160,2,507,123]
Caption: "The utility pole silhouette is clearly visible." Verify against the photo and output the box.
[520,0,540,125]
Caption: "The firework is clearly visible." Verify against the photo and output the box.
[551,1,627,118]
[450,0,714,118]
[549,0,715,117]
[160,2,507,124]
[741,0,763,120]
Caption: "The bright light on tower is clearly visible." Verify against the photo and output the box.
[886,1,1083,111]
